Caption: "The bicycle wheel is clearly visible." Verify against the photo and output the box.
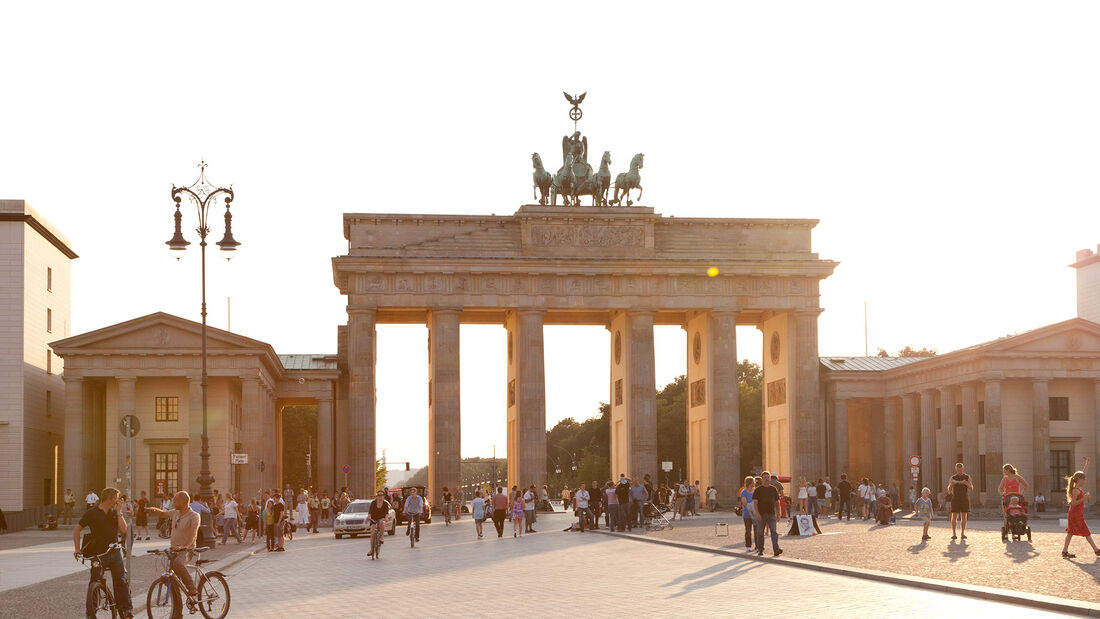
[373,530,381,559]
[195,571,231,619]
[87,580,117,618]
[146,575,179,619]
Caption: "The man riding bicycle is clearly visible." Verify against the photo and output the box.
[143,491,202,602]
[73,486,134,618]
[367,491,391,557]
[403,487,424,543]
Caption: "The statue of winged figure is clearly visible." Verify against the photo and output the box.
[562,131,587,166]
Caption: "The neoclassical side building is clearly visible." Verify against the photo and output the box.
[823,318,1100,504]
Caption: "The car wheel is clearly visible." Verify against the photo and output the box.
[350,534,358,538]
[335,534,342,539]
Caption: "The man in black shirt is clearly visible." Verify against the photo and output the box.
[836,474,853,520]
[72,487,133,618]
[751,472,782,557]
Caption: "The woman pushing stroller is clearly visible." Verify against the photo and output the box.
[998,463,1029,542]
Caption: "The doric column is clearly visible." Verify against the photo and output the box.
[919,389,937,492]
[984,379,1003,505]
[63,376,85,498]
[334,325,349,494]
[938,386,955,490]
[792,310,824,483]
[428,308,461,507]
[188,375,204,493]
[115,376,137,485]
[347,307,377,499]
[317,395,335,495]
[239,376,263,499]
[1032,379,1051,497]
[261,386,275,493]
[1094,381,1100,496]
[961,382,979,504]
[901,394,919,488]
[609,310,658,480]
[884,397,900,488]
[505,309,546,493]
[709,310,740,502]
[834,397,849,478]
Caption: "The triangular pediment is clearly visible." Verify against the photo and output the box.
[980,318,1100,355]
[51,312,272,354]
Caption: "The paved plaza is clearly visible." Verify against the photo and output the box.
[0,512,1094,617]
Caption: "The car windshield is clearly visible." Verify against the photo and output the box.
[342,503,369,514]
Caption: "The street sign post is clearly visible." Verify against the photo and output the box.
[343,465,350,491]
[908,455,921,483]
[118,415,140,579]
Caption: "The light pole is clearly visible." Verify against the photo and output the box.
[166,161,240,501]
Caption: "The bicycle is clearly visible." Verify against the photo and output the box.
[405,513,421,548]
[145,547,230,619]
[78,542,124,618]
[367,519,382,559]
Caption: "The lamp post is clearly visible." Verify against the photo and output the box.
[166,161,240,501]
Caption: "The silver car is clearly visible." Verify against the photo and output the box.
[334,499,395,539]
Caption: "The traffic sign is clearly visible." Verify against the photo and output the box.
[910,466,920,480]
[908,455,921,467]
[231,453,248,465]
[119,415,141,437]
[342,464,351,475]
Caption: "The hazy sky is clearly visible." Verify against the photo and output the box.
[4,2,1099,467]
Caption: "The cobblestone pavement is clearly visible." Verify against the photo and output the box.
[212,512,1075,617]
[632,511,1100,604]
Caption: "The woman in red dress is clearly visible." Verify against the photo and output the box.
[1062,457,1098,559]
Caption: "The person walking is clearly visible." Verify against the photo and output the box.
[539,485,549,511]
[523,485,537,533]
[273,494,287,551]
[296,489,310,531]
[320,492,331,524]
[560,486,571,513]
[84,489,99,512]
[998,463,1030,541]
[221,494,243,544]
[752,472,782,557]
[308,491,320,533]
[947,463,973,540]
[263,492,276,551]
[706,486,718,512]
[916,487,934,541]
[740,477,756,551]
[471,490,486,539]
[575,485,592,531]
[244,500,259,543]
[603,482,619,531]
[629,477,648,528]
[1061,457,1099,558]
[672,481,689,521]
[491,487,509,537]
[136,491,150,540]
[72,487,134,618]
[62,488,76,525]
[511,491,525,538]
[614,479,630,531]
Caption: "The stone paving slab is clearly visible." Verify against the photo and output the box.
[619,512,1100,606]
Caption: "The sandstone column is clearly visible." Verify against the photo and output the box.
[938,386,955,489]
[63,376,85,498]
[961,382,979,504]
[428,308,462,507]
[901,394,919,489]
[609,310,658,480]
[1032,379,1051,497]
[261,387,275,492]
[834,397,849,478]
[919,389,937,492]
[709,311,740,502]
[884,396,900,488]
[869,398,886,482]
[317,394,334,495]
[505,309,546,493]
[793,310,824,484]
[347,307,378,499]
[240,376,262,499]
[984,379,1003,505]
[1094,381,1100,496]
[335,325,350,493]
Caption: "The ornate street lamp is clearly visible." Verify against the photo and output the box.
[166,161,239,501]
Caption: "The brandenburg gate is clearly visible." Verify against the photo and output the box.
[332,204,837,505]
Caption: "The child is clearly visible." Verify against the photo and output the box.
[1005,495,1026,519]
[916,487,933,541]
[511,491,525,538]
[1062,456,1099,558]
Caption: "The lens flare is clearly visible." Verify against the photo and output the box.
[706,267,719,277]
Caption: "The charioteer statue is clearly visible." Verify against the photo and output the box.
[531,92,643,207]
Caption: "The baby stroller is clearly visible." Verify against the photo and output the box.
[1001,493,1031,542]
[644,501,673,531]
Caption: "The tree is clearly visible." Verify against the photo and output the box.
[738,359,763,476]
[877,346,937,357]
[376,457,387,491]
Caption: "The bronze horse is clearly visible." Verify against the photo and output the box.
[611,153,644,206]
[531,153,552,205]
[570,151,612,206]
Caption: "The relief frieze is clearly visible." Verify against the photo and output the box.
[530,224,645,248]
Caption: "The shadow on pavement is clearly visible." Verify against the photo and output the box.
[941,540,971,562]
[663,559,763,598]
[1003,541,1039,563]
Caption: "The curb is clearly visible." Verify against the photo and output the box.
[592,529,1100,617]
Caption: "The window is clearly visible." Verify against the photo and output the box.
[979,455,987,492]
[1049,397,1069,421]
[47,308,52,333]
[155,396,179,422]
[154,453,179,496]
[978,401,985,425]
[46,350,51,374]
[45,390,51,417]
[956,404,962,427]
[936,408,941,430]
[1051,449,1071,493]
[47,267,52,292]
